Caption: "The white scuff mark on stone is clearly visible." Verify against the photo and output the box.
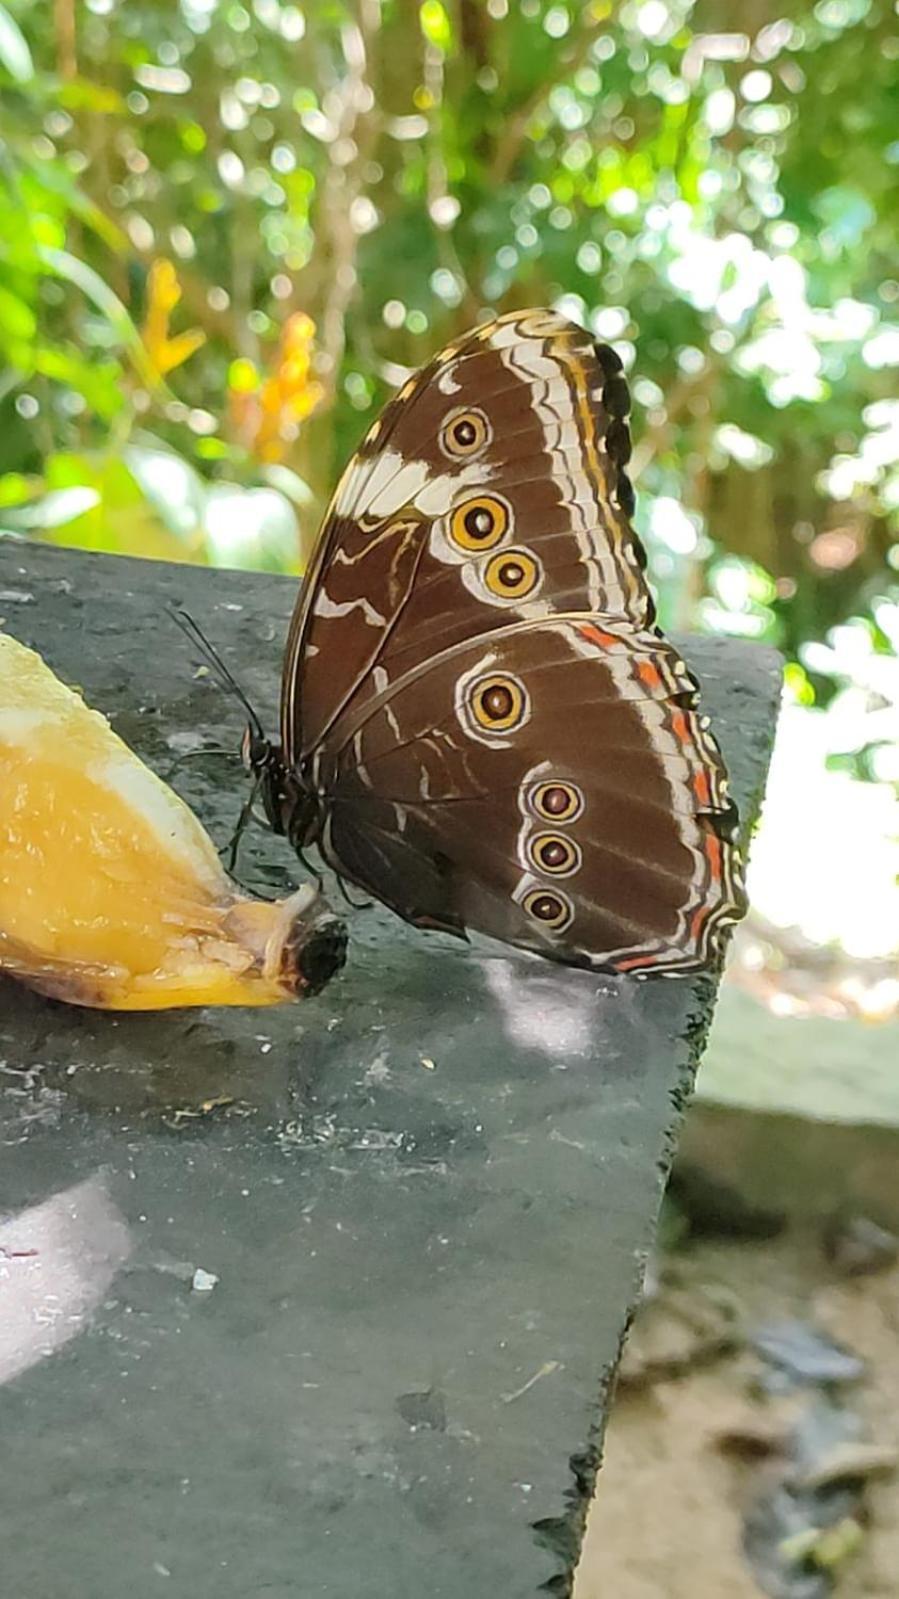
[349,1128,404,1152]
[364,1048,391,1086]
[501,1360,561,1405]
[548,1128,587,1152]
[190,1267,219,1293]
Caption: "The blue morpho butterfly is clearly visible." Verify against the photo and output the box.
[176,309,745,976]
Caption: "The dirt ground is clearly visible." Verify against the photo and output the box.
[574,1227,899,1599]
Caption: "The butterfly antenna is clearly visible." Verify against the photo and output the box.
[168,604,266,740]
[166,746,240,779]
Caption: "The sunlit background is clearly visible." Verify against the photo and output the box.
[1,0,897,1000]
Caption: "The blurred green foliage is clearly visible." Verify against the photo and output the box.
[0,0,897,768]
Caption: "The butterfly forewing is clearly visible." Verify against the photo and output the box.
[282,310,650,766]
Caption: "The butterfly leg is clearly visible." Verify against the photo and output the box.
[335,875,372,912]
[221,774,263,874]
[290,844,324,893]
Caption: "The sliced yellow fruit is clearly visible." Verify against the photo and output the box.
[0,632,345,1009]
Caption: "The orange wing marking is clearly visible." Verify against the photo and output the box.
[615,950,666,973]
[636,658,663,691]
[576,622,619,649]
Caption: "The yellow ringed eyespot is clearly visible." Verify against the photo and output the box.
[522,887,574,932]
[449,495,509,552]
[470,673,527,732]
[529,781,584,824]
[440,407,491,459]
[527,832,582,877]
[484,548,541,600]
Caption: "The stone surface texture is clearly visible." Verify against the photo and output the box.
[0,545,780,1599]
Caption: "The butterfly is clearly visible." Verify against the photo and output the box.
[243,308,746,976]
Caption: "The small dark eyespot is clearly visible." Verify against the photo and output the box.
[449,494,509,551]
[594,342,624,378]
[484,548,540,600]
[630,532,648,570]
[530,781,584,823]
[468,672,528,734]
[440,407,490,459]
[674,672,700,709]
[616,473,636,517]
[708,798,741,843]
[606,418,632,465]
[543,787,571,816]
[603,374,632,419]
[531,893,563,920]
[465,505,495,539]
[528,832,582,876]
[522,886,574,931]
[481,683,514,721]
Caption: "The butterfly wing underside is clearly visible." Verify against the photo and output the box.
[281,309,746,974]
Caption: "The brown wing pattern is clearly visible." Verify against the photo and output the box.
[282,309,650,764]
[280,308,747,974]
[313,619,744,974]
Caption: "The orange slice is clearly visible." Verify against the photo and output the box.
[0,632,345,1009]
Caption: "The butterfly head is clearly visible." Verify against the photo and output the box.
[239,722,322,853]
[240,721,271,778]
[238,722,287,836]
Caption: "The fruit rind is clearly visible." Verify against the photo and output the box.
[0,632,346,1010]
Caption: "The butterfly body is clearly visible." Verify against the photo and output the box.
[250,309,746,975]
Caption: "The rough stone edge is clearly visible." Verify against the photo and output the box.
[541,646,784,1597]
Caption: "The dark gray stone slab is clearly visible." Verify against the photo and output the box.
[0,544,780,1599]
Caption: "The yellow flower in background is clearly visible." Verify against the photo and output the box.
[229,313,323,464]
[141,260,206,379]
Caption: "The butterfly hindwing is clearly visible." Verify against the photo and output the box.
[314,619,744,973]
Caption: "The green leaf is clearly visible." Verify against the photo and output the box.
[36,246,158,386]
[34,344,126,421]
[25,159,127,252]
[0,284,36,342]
[37,451,208,561]
[0,4,34,82]
[124,442,207,541]
[2,485,101,529]
[0,472,36,508]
